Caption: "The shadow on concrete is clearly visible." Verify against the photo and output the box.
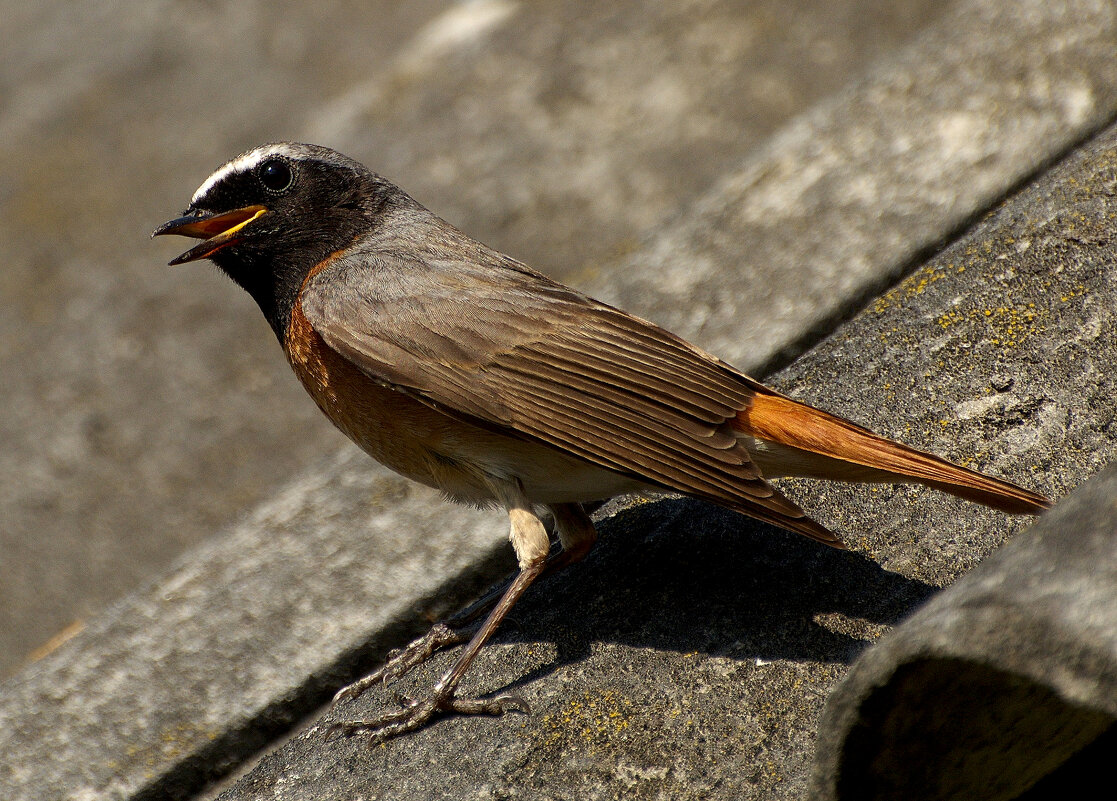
[470,498,938,695]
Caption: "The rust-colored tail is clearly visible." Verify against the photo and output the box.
[735,392,1050,515]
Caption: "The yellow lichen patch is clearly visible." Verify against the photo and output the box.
[934,302,1047,350]
[873,263,967,314]
[905,265,948,298]
[979,303,1046,348]
[1060,285,1087,303]
[539,689,636,747]
[936,309,963,330]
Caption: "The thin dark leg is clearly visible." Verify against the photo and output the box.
[327,559,546,744]
[448,504,596,626]
[332,531,585,706]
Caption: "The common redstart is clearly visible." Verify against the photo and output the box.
[155,142,1049,744]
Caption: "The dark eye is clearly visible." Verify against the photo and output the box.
[258,159,293,193]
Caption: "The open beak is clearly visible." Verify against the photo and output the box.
[152,204,267,265]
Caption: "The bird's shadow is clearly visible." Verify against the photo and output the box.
[465,497,938,694]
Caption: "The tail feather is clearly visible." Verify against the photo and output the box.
[735,392,1051,515]
[730,491,847,549]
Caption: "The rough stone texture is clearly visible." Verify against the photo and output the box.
[322,0,956,279]
[1,1,1115,799]
[0,452,510,801]
[219,503,928,801]
[1,0,946,680]
[209,97,1117,800]
[590,0,1117,375]
[811,468,1117,801]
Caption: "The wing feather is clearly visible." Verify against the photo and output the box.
[299,240,834,543]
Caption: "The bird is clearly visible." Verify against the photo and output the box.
[154,142,1049,744]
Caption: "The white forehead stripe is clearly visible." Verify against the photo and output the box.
[190,143,296,205]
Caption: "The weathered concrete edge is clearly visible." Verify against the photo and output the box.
[211,106,1117,801]
[0,453,511,801]
[3,1,1116,799]
[590,0,1117,375]
[810,466,1117,800]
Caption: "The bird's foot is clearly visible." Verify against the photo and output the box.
[332,622,471,705]
[326,687,530,745]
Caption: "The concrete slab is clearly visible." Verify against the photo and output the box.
[209,106,1117,800]
[0,452,510,801]
[1,1,1114,799]
[1,0,948,681]
[589,0,1117,374]
[811,466,1117,801]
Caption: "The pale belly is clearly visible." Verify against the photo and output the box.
[319,377,647,506]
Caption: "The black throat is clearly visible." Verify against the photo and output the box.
[213,245,320,343]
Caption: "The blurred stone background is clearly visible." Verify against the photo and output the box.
[0,0,947,679]
[5,1,1117,799]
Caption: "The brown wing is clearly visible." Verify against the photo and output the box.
[300,238,840,545]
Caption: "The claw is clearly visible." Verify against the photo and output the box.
[326,556,548,745]
[332,622,470,705]
[445,693,531,716]
[495,693,531,715]
[327,687,529,746]
[323,719,365,741]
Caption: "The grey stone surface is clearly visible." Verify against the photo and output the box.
[590,0,1117,374]
[1,0,445,682]
[0,452,510,801]
[1,1,1114,799]
[219,504,930,801]
[1,0,946,681]
[811,466,1117,801]
[210,89,1117,800]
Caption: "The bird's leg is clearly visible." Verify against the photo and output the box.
[328,482,550,744]
[331,567,529,707]
[331,621,472,706]
[546,502,599,571]
[444,503,598,623]
[333,503,599,706]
